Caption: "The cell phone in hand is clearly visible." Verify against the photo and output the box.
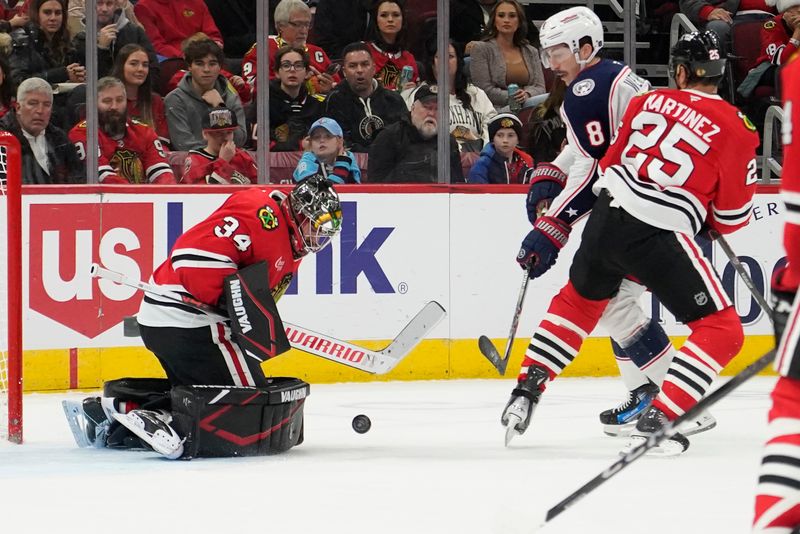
[111,8,122,26]
[325,63,341,76]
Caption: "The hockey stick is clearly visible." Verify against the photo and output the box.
[90,264,446,375]
[709,230,775,324]
[478,267,531,375]
[541,347,776,528]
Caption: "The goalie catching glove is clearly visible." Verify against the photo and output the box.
[517,216,571,279]
[526,163,567,223]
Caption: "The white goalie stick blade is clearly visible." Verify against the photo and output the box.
[62,400,94,448]
[90,264,447,376]
[284,301,446,374]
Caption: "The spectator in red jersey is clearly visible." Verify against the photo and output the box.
[0,0,29,33]
[182,107,256,184]
[469,0,546,111]
[111,43,169,145]
[164,37,247,151]
[365,0,418,91]
[0,77,83,184]
[69,76,175,184]
[680,0,776,51]
[468,112,533,183]
[241,0,338,96]
[133,0,223,59]
[264,45,326,151]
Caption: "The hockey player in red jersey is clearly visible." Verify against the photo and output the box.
[65,177,342,459]
[181,107,257,184]
[69,77,175,184]
[501,30,759,455]
[753,53,800,532]
[519,7,718,438]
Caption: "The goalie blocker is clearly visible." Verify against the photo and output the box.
[64,376,309,458]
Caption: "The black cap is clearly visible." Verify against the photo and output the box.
[413,84,439,103]
[202,107,238,131]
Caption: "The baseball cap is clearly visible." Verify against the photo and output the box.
[308,117,343,137]
[202,107,238,132]
[413,84,439,103]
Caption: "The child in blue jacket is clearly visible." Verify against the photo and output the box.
[294,118,362,184]
[468,113,534,184]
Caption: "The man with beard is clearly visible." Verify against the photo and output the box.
[0,77,84,184]
[69,76,175,184]
[367,84,463,183]
[324,41,407,153]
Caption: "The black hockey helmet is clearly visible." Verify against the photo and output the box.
[287,175,342,255]
[669,31,726,83]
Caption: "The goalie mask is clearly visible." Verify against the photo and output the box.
[539,7,604,70]
[669,31,726,84]
[286,176,342,256]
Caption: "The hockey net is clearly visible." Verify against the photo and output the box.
[0,132,22,443]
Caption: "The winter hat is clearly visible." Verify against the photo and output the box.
[766,0,799,14]
[488,113,523,141]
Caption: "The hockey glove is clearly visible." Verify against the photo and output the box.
[525,163,567,223]
[772,264,798,345]
[516,216,571,279]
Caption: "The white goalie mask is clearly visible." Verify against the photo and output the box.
[539,7,604,70]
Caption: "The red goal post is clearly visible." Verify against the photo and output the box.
[0,131,22,444]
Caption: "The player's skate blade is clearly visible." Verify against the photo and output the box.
[678,412,716,437]
[603,421,637,437]
[620,434,689,457]
[62,400,94,448]
[504,414,522,446]
[112,410,184,460]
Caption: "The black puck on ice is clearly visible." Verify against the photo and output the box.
[352,414,371,434]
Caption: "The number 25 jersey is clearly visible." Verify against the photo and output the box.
[598,88,760,236]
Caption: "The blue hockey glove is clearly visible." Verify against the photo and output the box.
[525,163,567,223]
[516,216,571,279]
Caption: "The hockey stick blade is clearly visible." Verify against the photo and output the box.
[90,263,445,375]
[542,348,776,527]
[478,335,506,374]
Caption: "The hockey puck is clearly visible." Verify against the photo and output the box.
[352,414,371,434]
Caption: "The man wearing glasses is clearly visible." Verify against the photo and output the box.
[242,0,339,96]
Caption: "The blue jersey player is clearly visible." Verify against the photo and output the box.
[502,7,715,443]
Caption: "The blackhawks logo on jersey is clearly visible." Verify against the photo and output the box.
[110,149,145,184]
[258,206,279,230]
[738,111,757,132]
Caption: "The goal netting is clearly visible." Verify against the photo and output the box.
[0,133,22,443]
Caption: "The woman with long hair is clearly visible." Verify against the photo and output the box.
[111,43,169,145]
[9,0,84,87]
[0,55,17,120]
[469,0,545,111]
[365,0,418,91]
[403,40,495,152]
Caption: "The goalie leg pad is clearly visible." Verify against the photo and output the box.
[170,377,309,458]
[100,377,172,449]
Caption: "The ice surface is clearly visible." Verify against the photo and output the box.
[0,377,775,534]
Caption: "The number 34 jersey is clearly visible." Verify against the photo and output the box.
[597,88,760,237]
[137,189,302,329]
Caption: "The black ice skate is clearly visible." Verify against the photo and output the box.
[62,397,111,448]
[112,409,184,460]
[599,381,659,437]
[501,365,549,446]
[621,406,690,457]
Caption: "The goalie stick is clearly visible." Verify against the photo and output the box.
[90,264,445,375]
[540,234,777,528]
[478,267,531,376]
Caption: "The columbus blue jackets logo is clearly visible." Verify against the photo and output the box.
[258,206,279,230]
[573,79,595,97]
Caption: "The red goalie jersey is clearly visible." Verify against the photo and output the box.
[136,189,302,328]
[599,88,759,236]
[69,120,176,184]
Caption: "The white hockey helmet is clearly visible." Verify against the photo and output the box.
[538,7,604,69]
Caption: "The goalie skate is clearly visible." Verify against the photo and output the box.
[112,410,184,460]
[62,397,111,448]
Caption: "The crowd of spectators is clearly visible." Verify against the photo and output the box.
[0,0,785,185]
